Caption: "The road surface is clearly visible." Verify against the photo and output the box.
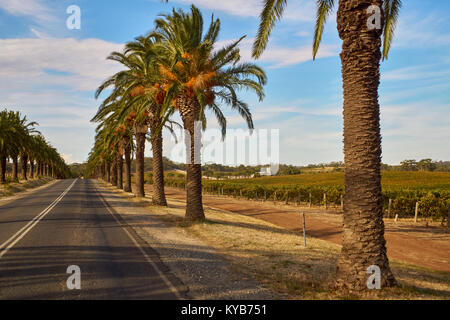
[0,179,182,300]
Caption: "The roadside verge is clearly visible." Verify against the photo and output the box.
[0,178,57,206]
[94,180,275,300]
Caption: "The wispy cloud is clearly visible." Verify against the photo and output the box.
[0,37,124,91]
[0,36,125,163]
[395,11,450,48]
[0,0,55,23]
[216,38,338,68]
[172,0,315,22]
[382,65,450,81]
[30,27,52,39]
[380,101,450,163]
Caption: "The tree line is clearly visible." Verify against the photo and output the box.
[0,109,71,183]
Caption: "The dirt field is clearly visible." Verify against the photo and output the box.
[145,185,450,273]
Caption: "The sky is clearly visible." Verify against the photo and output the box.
[0,0,449,166]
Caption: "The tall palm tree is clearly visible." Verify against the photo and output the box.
[150,6,266,221]
[124,35,172,206]
[0,110,16,183]
[1,111,38,182]
[0,110,70,182]
[252,0,402,290]
[95,37,179,205]
[19,118,39,181]
[95,51,153,199]
[28,135,41,179]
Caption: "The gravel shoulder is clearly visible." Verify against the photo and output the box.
[94,180,275,300]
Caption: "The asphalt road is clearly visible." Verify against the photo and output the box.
[0,179,182,300]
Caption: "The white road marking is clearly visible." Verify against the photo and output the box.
[95,184,183,300]
[0,179,78,259]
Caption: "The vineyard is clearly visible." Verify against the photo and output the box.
[162,172,450,222]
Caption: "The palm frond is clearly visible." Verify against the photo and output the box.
[383,0,402,60]
[252,0,287,59]
[313,0,334,60]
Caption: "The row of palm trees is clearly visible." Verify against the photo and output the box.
[87,6,266,220]
[90,1,403,291]
[0,109,70,183]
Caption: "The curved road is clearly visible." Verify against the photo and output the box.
[0,179,181,300]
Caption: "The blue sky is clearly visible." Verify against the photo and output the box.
[0,0,449,165]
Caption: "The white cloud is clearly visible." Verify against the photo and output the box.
[216,38,337,68]
[395,11,450,48]
[30,27,52,39]
[297,31,310,37]
[61,154,74,164]
[380,102,450,163]
[0,37,124,91]
[0,0,54,23]
[0,37,125,163]
[382,65,450,81]
[173,0,315,22]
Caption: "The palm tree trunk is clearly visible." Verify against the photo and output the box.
[12,156,18,181]
[123,136,132,193]
[30,160,35,179]
[149,122,167,206]
[117,151,123,190]
[335,0,396,291]
[178,93,205,221]
[0,154,6,184]
[111,155,118,187]
[21,154,28,180]
[106,161,111,183]
[101,163,105,180]
[134,124,147,197]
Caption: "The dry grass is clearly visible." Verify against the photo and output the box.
[0,178,53,198]
[135,196,450,300]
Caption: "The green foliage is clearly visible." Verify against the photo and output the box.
[0,109,70,181]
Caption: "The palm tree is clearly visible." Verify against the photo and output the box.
[252,0,402,291]
[124,35,171,206]
[0,110,70,183]
[0,110,16,183]
[19,118,39,181]
[0,110,38,182]
[150,6,266,221]
[94,36,179,205]
[28,136,41,179]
